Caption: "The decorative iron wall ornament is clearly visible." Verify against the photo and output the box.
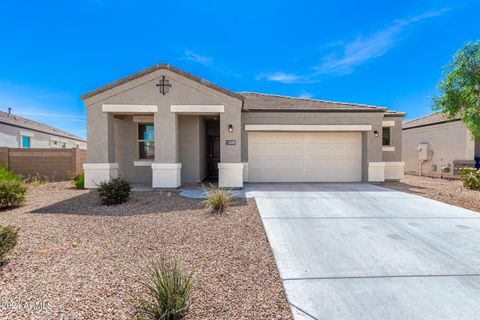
[156,76,172,95]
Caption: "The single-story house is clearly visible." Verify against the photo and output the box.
[403,112,480,177]
[81,64,405,188]
[0,109,87,149]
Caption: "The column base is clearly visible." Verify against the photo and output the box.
[152,163,181,188]
[219,163,244,188]
[384,162,405,181]
[83,163,119,188]
[368,162,386,182]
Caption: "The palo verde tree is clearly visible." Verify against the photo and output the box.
[433,41,480,138]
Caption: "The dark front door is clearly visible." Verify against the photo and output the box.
[208,137,220,179]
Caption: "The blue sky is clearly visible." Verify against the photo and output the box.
[1,0,479,139]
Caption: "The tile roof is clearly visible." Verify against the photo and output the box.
[239,92,388,112]
[0,111,86,142]
[81,64,245,102]
[403,112,460,129]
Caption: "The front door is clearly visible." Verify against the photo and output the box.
[208,136,220,179]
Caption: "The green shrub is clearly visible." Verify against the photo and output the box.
[200,184,232,214]
[459,168,480,190]
[97,178,131,205]
[0,180,27,209]
[73,173,85,189]
[0,165,21,182]
[0,225,18,265]
[137,258,194,320]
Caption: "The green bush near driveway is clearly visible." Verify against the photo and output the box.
[0,225,18,265]
[0,165,21,182]
[137,258,194,320]
[97,178,131,205]
[459,168,480,190]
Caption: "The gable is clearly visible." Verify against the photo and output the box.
[81,64,243,107]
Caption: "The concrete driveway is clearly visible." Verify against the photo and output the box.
[249,183,480,320]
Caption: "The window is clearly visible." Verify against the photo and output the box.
[21,136,30,148]
[60,142,67,149]
[382,127,391,146]
[138,123,154,159]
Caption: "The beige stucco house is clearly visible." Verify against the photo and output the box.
[403,112,480,177]
[81,64,405,188]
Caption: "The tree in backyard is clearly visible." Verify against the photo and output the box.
[433,41,480,138]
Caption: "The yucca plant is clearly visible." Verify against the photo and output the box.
[200,183,232,214]
[137,258,194,320]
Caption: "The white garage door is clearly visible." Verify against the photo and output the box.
[248,131,362,182]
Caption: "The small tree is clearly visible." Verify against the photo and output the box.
[433,41,480,138]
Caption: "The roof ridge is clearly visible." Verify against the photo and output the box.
[238,91,385,109]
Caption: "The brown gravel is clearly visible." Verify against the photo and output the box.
[0,182,291,319]
[382,174,480,213]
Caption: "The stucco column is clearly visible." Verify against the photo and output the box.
[219,103,243,188]
[366,118,385,182]
[152,107,181,188]
[84,108,118,188]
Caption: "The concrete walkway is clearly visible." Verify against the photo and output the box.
[251,183,480,320]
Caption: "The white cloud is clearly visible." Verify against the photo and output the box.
[184,49,212,66]
[317,8,450,74]
[298,91,314,99]
[256,72,309,84]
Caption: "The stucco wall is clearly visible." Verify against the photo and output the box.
[114,116,151,183]
[83,69,243,166]
[0,123,86,149]
[241,111,385,181]
[382,116,403,162]
[178,115,207,183]
[402,121,475,177]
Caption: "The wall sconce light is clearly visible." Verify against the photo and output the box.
[374,130,379,137]
[228,124,233,133]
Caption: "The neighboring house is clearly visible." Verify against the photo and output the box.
[81,64,405,188]
[403,112,480,177]
[0,110,87,149]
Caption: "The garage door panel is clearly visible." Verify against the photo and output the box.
[248,132,362,182]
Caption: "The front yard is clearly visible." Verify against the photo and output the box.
[0,182,291,319]
[382,174,480,212]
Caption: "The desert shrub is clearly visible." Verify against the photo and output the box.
[200,184,232,213]
[137,258,194,320]
[0,165,21,182]
[0,225,18,265]
[97,178,131,205]
[459,168,480,190]
[23,173,53,187]
[0,180,27,209]
[73,173,85,189]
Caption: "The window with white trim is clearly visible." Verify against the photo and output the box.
[138,123,154,160]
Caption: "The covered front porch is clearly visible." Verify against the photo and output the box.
[83,103,244,189]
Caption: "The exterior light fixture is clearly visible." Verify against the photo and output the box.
[374,130,379,137]
[228,124,233,133]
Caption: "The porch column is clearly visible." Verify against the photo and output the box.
[219,104,243,188]
[152,107,181,188]
[83,110,118,188]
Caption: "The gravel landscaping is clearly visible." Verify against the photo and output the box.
[0,182,291,319]
[382,174,480,213]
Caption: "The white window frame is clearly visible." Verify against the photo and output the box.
[137,123,154,161]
